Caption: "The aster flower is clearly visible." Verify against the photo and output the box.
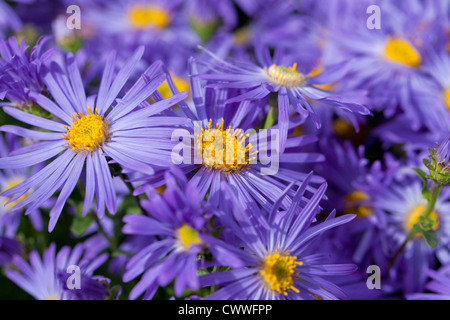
[76,0,199,63]
[313,139,400,267]
[6,242,111,300]
[328,0,442,129]
[0,36,53,109]
[122,167,244,299]
[375,173,450,294]
[136,57,326,217]
[195,45,370,151]
[0,46,189,231]
[199,175,357,300]
[0,133,43,232]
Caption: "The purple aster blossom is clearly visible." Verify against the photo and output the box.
[199,175,357,300]
[407,264,450,300]
[414,44,450,132]
[73,0,199,64]
[0,46,189,232]
[0,133,43,232]
[195,45,370,152]
[5,242,111,300]
[135,57,326,217]
[0,36,54,108]
[122,167,244,299]
[328,0,443,130]
[374,172,450,295]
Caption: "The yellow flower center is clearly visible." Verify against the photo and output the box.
[265,63,306,87]
[45,295,60,300]
[195,119,257,173]
[260,252,303,296]
[177,224,202,249]
[384,36,422,67]
[404,204,439,233]
[1,177,28,211]
[63,106,109,153]
[158,74,190,99]
[128,5,171,30]
[308,66,335,91]
[344,190,373,218]
[443,88,450,110]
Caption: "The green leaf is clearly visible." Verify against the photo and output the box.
[422,230,438,248]
[263,105,277,129]
[70,205,93,236]
[413,168,431,200]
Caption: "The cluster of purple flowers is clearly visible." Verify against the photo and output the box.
[0,0,449,300]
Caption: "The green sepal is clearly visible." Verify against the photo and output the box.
[413,168,430,200]
[422,230,438,248]
[412,216,438,248]
[70,204,93,236]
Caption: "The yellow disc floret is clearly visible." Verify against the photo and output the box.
[384,36,422,67]
[344,190,373,218]
[265,63,306,87]
[260,252,303,296]
[63,106,108,153]
[177,224,202,249]
[443,88,450,110]
[128,5,171,30]
[404,204,439,233]
[195,119,258,173]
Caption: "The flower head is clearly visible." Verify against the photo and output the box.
[0,46,189,231]
[199,175,357,300]
[6,242,112,300]
[122,167,243,299]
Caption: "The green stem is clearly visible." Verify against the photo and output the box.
[388,182,443,269]
[423,183,443,218]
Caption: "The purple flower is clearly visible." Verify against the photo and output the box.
[195,45,370,152]
[75,0,199,64]
[6,242,110,300]
[0,133,43,233]
[199,175,357,300]
[0,36,53,108]
[0,46,189,231]
[135,57,326,218]
[328,0,444,130]
[122,167,243,299]
[374,173,450,295]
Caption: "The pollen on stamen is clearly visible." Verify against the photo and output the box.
[265,63,306,87]
[260,251,303,296]
[63,106,109,153]
[195,119,258,173]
